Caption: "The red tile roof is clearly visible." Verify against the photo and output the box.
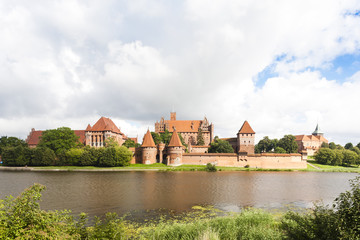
[142,130,156,147]
[168,129,183,147]
[88,117,122,134]
[238,121,255,134]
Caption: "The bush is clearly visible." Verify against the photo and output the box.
[78,148,98,166]
[205,163,217,172]
[98,146,132,167]
[314,148,336,165]
[30,147,56,166]
[281,176,360,239]
[1,145,29,166]
[65,148,84,166]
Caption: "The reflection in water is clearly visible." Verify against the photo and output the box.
[0,171,357,217]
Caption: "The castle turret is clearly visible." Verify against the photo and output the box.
[141,129,157,164]
[237,121,255,154]
[167,129,183,166]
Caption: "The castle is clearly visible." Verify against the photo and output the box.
[26,117,136,148]
[155,112,214,146]
[136,113,306,169]
[294,124,328,157]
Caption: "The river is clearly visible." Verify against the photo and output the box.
[0,171,357,219]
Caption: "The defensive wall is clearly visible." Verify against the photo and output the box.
[182,153,306,169]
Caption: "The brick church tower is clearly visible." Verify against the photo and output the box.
[237,121,255,154]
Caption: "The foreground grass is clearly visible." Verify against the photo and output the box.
[140,209,282,240]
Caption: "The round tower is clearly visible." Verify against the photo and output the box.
[141,130,157,164]
[167,129,183,166]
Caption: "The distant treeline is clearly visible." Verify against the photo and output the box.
[0,127,134,167]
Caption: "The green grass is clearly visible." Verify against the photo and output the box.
[139,209,283,240]
[15,161,360,173]
[306,160,360,172]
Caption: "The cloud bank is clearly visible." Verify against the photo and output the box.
[0,0,360,145]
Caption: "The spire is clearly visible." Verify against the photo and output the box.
[312,123,324,136]
[238,120,255,134]
[142,129,156,147]
[168,129,183,147]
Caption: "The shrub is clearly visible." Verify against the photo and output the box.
[1,145,29,166]
[314,148,336,165]
[65,148,84,166]
[205,163,217,172]
[30,147,56,166]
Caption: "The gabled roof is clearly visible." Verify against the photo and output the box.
[238,121,255,134]
[294,135,311,141]
[85,124,92,131]
[168,129,183,147]
[142,130,156,147]
[89,117,122,134]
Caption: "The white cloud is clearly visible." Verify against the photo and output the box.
[0,0,360,146]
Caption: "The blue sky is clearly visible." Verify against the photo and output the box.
[0,0,360,145]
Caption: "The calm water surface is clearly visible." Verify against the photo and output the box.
[0,171,357,218]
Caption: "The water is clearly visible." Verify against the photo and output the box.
[0,171,357,218]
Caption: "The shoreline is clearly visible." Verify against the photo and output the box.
[0,164,359,173]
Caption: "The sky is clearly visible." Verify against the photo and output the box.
[1,0,360,145]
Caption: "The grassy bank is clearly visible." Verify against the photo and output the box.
[2,161,360,172]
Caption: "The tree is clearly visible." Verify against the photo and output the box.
[314,148,336,165]
[274,147,287,153]
[64,148,84,166]
[329,142,337,150]
[344,142,354,150]
[342,149,358,167]
[38,127,81,155]
[98,146,132,167]
[321,142,329,148]
[0,136,27,156]
[122,139,140,148]
[1,145,29,166]
[256,136,273,153]
[104,137,119,148]
[197,128,205,146]
[208,137,234,153]
[151,132,162,145]
[278,135,299,153]
[357,143,360,149]
[30,147,56,166]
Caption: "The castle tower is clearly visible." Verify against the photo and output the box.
[237,121,255,154]
[312,123,324,137]
[141,129,157,164]
[167,129,183,166]
[170,112,176,121]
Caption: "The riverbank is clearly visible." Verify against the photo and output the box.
[1,161,360,172]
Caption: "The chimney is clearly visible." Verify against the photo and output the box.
[170,112,176,121]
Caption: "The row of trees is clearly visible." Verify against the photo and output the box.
[255,135,299,154]
[0,127,133,167]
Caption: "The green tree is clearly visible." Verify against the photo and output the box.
[78,147,99,166]
[151,132,162,145]
[208,137,234,153]
[329,142,336,149]
[30,147,56,166]
[342,149,358,167]
[344,142,353,150]
[104,137,119,148]
[314,148,336,165]
[332,149,344,166]
[0,136,27,156]
[122,138,139,148]
[64,148,84,166]
[1,145,29,166]
[38,127,81,155]
[197,128,205,146]
[98,146,132,167]
[274,147,287,153]
[321,142,329,148]
[278,135,299,153]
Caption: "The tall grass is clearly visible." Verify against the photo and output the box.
[139,209,282,240]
